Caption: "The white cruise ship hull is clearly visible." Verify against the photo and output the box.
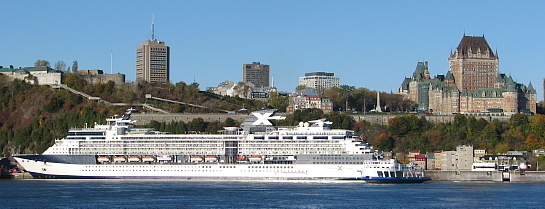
[15,157,366,179]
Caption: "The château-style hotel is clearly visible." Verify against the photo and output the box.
[399,35,536,116]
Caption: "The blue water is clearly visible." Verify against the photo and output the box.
[1,179,544,208]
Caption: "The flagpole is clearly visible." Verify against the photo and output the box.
[110,50,113,74]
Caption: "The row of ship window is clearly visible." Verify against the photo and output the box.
[79,141,340,146]
[69,136,347,140]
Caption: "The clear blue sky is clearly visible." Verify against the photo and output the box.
[1,1,544,101]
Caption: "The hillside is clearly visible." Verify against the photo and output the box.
[0,73,265,156]
[1,73,545,158]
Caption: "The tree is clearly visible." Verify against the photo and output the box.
[295,85,308,91]
[72,60,78,73]
[55,61,67,71]
[375,133,395,152]
[34,60,50,67]
[268,92,288,112]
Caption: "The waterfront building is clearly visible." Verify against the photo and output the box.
[136,21,170,83]
[299,72,340,93]
[243,62,269,88]
[456,145,474,170]
[399,35,537,115]
[435,145,474,171]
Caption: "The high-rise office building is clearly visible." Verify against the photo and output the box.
[136,21,170,83]
[243,62,269,87]
[299,72,340,93]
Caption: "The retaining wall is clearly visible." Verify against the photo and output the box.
[425,170,545,182]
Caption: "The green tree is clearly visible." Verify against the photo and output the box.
[224,117,237,127]
[295,85,307,91]
[72,60,78,73]
[268,92,288,112]
[55,61,67,71]
[187,118,206,132]
[34,60,50,67]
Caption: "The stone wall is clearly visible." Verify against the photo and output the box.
[352,114,511,125]
[130,113,248,125]
[131,113,512,126]
[83,74,125,85]
[425,170,545,182]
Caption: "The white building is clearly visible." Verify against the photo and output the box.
[0,66,62,85]
[299,72,340,93]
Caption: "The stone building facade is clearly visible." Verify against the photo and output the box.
[286,94,333,114]
[399,35,537,115]
[78,69,125,85]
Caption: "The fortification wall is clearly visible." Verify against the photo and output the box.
[132,113,511,126]
[130,113,248,125]
[84,74,125,85]
[352,114,510,125]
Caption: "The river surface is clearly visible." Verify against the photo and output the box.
[1,179,544,208]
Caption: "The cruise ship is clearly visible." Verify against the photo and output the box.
[14,110,430,182]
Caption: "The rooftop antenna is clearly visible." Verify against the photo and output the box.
[151,14,155,41]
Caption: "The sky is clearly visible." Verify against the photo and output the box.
[1,1,544,101]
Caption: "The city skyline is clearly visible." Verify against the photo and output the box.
[1,1,544,101]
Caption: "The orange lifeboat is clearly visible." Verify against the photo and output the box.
[248,156,262,162]
[205,156,218,162]
[236,156,246,160]
[142,156,156,162]
[190,156,203,162]
[113,156,126,162]
[97,156,110,162]
[128,156,141,162]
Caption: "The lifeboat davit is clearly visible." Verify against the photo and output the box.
[113,156,126,162]
[190,156,203,162]
[97,156,110,162]
[128,156,141,162]
[205,156,218,162]
[142,156,156,162]
[248,156,262,162]
[157,154,172,161]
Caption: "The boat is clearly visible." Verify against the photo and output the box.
[156,154,172,161]
[205,156,218,162]
[113,156,126,162]
[127,156,141,162]
[142,156,155,162]
[13,109,430,182]
[248,156,262,162]
[190,156,203,162]
[96,156,110,162]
